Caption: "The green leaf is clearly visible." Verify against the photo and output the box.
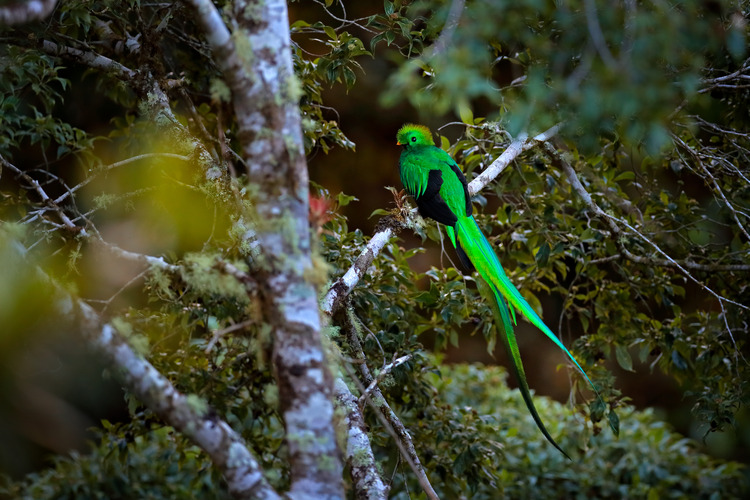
[614,171,635,182]
[615,344,634,372]
[384,0,394,16]
[336,192,358,207]
[535,242,550,267]
[457,99,473,124]
[324,26,338,42]
[671,349,688,370]
[608,408,620,437]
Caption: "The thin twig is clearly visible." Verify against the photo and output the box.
[358,354,412,407]
[339,309,440,500]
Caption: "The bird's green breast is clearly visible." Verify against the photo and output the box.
[399,145,469,218]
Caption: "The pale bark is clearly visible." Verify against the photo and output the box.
[185,1,344,497]
[333,380,388,500]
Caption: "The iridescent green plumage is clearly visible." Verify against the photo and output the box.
[397,123,602,458]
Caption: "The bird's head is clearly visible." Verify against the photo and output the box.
[396,124,434,147]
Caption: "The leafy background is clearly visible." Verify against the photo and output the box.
[1,0,749,497]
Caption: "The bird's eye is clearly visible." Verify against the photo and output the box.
[411,136,416,142]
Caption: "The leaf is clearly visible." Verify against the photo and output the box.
[615,344,634,372]
[457,99,473,124]
[608,408,620,437]
[324,26,338,42]
[614,171,635,182]
[336,192,358,207]
[535,243,550,267]
[671,349,688,370]
[384,0,394,16]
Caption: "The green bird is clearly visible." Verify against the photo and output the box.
[397,123,601,458]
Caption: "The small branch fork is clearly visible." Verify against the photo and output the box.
[358,354,412,407]
[337,310,440,500]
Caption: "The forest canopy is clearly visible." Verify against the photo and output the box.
[1,0,749,498]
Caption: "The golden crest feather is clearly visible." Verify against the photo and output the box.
[396,123,434,146]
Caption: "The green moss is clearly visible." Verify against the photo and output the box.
[209,78,231,103]
[180,252,250,305]
[262,383,278,408]
[304,251,331,287]
[242,0,264,23]
[233,29,255,71]
[185,394,209,417]
[111,316,133,336]
[351,446,371,468]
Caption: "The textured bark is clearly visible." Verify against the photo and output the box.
[333,380,388,500]
[185,1,343,498]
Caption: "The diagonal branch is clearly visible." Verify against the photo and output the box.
[338,309,440,500]
[469,124,560,196]
[333,379,389,500]
[16,249,280,500]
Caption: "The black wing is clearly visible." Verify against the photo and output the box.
[414,169,458,226]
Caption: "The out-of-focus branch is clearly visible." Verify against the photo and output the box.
[428,0,465,57]
[7,243,280,500]
[333,379,388,500]
[40,40,137,81]
[0,0,58,26]
[2,154,89,237]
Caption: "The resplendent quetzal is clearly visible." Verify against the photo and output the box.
[397,123,602,458]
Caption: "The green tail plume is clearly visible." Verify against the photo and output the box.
[454,215,603,458]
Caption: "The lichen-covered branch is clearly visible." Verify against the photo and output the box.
[184,0,343,497]
[14,257,280,500]
[333,379,388,500]
[338,310,439,500]
[39,40,137,81]
[468,124,560,196]
[321,227,397,315]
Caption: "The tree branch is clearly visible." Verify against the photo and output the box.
[547,142,748,353]
[40,40,137,81]
[321,226,397,315]
[184,0,343,497]
[333,379,389,500]
[468,124,560,196]
[339,310,440,500]
[11,249,280,500]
